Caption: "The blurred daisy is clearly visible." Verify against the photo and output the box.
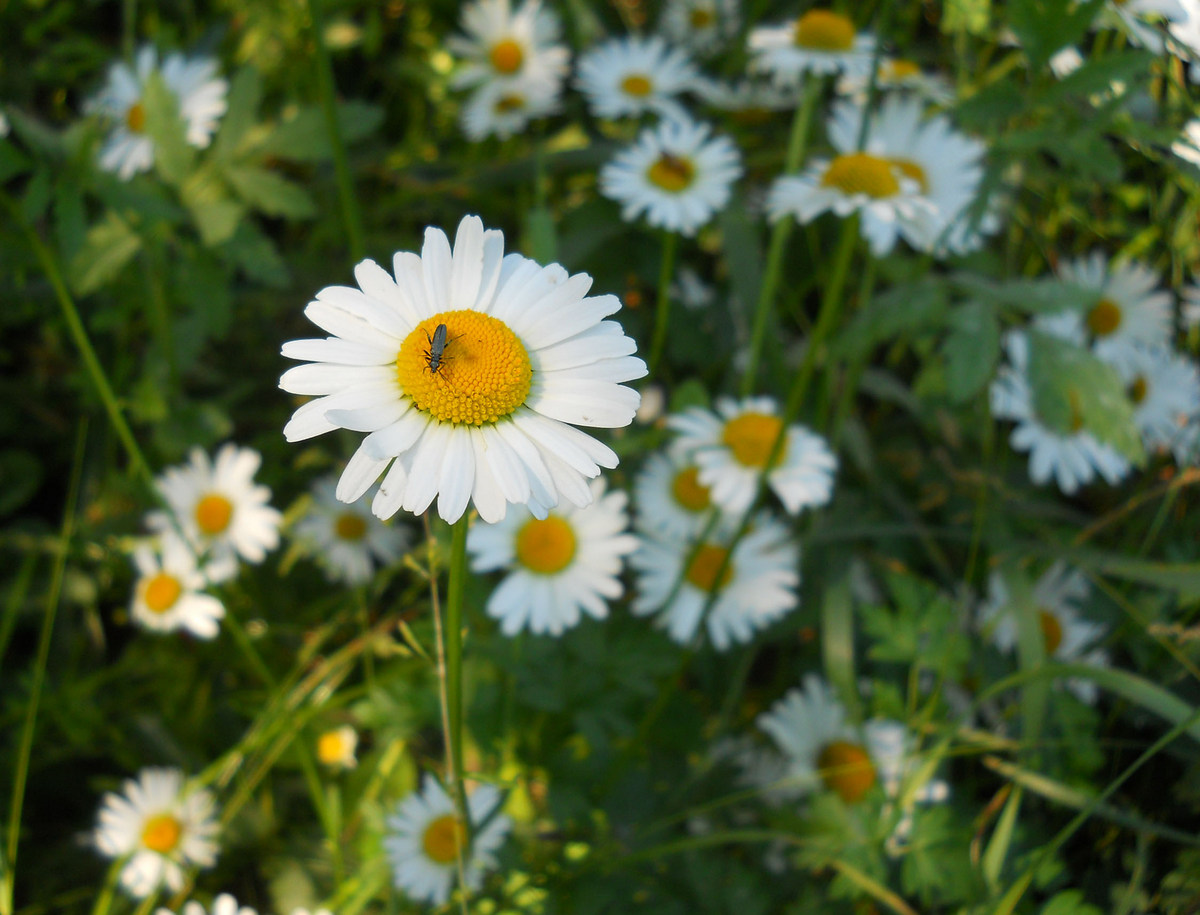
[659,0,741,56]
[148,444,282,583]
[633,448,719,543]
[279,215,646,524]
[156,895,258,915]
[575,35,699,121]
[599,117,742,236]
[292,475,409,585]
[94,767,219,898]
[748,8,875,86]
[316,725,359,770]
[863,718,950,854]
[448,0,569,91]
[384,774,511,906]
[694,76,801,114]
[86,45,228,180]
[1097,0,1186,52]
[989,330,1130,494]
[836,57,954,105]
[1114,345,1200,454]
[668,397,836,516]
[468,477,638,635]
[460,76,561,140]
[630,512,799,650]
[130,533,225,638]
[980,563,1109,704]
[671,265,716,310]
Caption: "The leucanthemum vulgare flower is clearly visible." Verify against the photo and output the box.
[989,330,1131,495]
[85,45,228,180]
[448,0,569,92]
[575,35,700,121]
[155,895,258,915]
[460,75,562,140]
[659,0,741,57]
[129,533,225,638]
[979,563,1110,704]
[599,117,742,236]
[630,512,799,650]
[748,8,875,86]
[292,475,409,585]
[279,215,646,524]
[667,397,836,516]
[634,448,721,543]
[94,767,219,898]
[384,774,511,906]
[316,725,359,770]
[1114,345,1200,455]
[468,477,638,636]
[147,444,282,584]
[836,57,954,105]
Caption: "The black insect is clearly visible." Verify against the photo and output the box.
[423,323,450,375]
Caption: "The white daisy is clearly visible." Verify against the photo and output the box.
[155,895,258,915]
[575,35,700,121]
[980,563,1110,704]
[86,45,228,181]
[1097,0,1187,52]
[292,475,409,585]
[659,0,741,56]
[633,448,722,543]
[599,117,742,236]
[989,330,1131,494]
[279,215,646,524]
[468,477,638,636]
[1114,345,1200,455]
[130,533,225,638]
[94,767,219,898]
[630,512,799,650]
[316,725,359,770]
[148,444,282,583]
[748,8,875,86]
[836,57,954,104]
[448,0,569,91]
[384,774,511,906]
[667,396,837,516]
[459,75,561,140]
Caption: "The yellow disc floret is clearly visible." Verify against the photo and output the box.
[891,158,929,193]
[126,102,147,133]
[397,311,532,425]
[1038,610,1064,655]
[685,543,733,593]
[335,512,368,542]
[721,411,786,468]
[1087,298,1123,337]
[621,73,654,97]
[689,6,715,28]
[195,493,234,535]
[817,740,876,803]
[422,814,465,864]
[793,9,856,51]
[490,38,525,74]
[141,813,183,853]
[646,153,697,193]
[882,59,921,82]
[1128,375,1148,405]
[495,93,526,113]
[516,515,577,574]
[821,153,901,199]
[142,573,183,615]
[671,466,712,513]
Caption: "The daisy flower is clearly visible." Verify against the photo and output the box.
[130,533,225,638]
[989,330,1131,494]
[836,58,954,104]
[575,35,700,121]
[630,512,799,650]
[148,444,282,583]
[155,895,258,915]
[634,448,721,543]
[86,45,228,180]
[748,8,875,86]
[460,76,561,140]
[1097,0,1187,52]
[292,475,409,585]
[316,725,359,770]
[980,563,1110,704]
[468,477,638,636]
[448,0,569,92]
[599,117,742,236]
[667,397,837,516]
[659,0,741,56]
[1114,345,1200,455]
[384,774,511,906]
[279,215,646,524]
[94,767,219,898]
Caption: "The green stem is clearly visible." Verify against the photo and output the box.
[648,231,679,376]
[141,243,177,390]
[88,859,125,915]
[306,0,366,262]
[444,519,470,822]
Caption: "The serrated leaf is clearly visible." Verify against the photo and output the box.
[1009,0,1105,72]
[222,164,316,218]
[213,67,262,160]
[69,211,143,295]
[1043,48,1155,104]
[190,198,244,246]
[141,72,194,186]
[943,301,1000,403]
[950,274,1100,316]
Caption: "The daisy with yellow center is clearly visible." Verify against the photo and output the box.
[280,215,645,524]
[93,767,219,898]
[460,73,562,140]
[384,774,511,905]
[836,56,954,104]
[634,449,722,543]
[316,725,359,770]
[468,478,639,636]
[659,0,741,56]
[599,116,743,237]
[1113,344,1200,456]
[667,396,836,516]
[448,0,569,91]
[129,533,225,638]
[630,511,799,650]
[292,475,409,585]
[748,7,875,86]
[156,895,260,915]
[575,35,700,121]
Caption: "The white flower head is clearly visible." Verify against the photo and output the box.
[599,117,742,236]
[460,75,561,140]
[129,533,225,638]
[631,512,799,650]
[316,725,359,770]
[634,447,724,543]
[384,774,511,906]
[94,768,219,898]
[667,396,837,516]
[1114,345,1200,455]
[1098,0,1187,52]
[468,477,639,636]
[659,0,741,56]
[86,45,228,180]
[575,35,700,121]
[836,57,954,104]
[279,215,647,525]
[292,475,409,584]
[448,0,569,91]
[748,8,875,86]
[155,895,258,915]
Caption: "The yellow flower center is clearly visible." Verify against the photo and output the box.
[817,740,876,803]
[793,9,856,51]
[882,58,921,81]
[125,101,147,133]
[1087,297,1123,337]
[646,153,697,193]
[891,157,929,193]
[1038,610,1064,655]
[685,543,733,593]
[194,493,234,536]
[489,38,525,74]
[671,466,712,513]
[721,411,785,468]
[515,515,577,574]
[621,73,654,97]
[422,813,465,865]
[1067,388,1085,433]
[396,311,532,425]
[1128,375,1148,405]
[141,813,183,853]
[689,6,715,27]
[317,730,352,765]
[142,572,183,614]
[495,93,526,113]
[335,512,368,542]
[820,152,901,199]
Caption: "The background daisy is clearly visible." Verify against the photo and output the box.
[748,8,875,85]
[634,448,720,543]
[129,533,225,638]
[292,475,409,584]
[575,35,699,121]
[659,0,741,56]
[448,0,569,92]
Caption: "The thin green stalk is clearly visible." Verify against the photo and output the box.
[3,422,86,915]
[141,243,177,390]
[0,553,36,671]
[648,231,679,375]
[88,859,125,915]
[306,0,366,262]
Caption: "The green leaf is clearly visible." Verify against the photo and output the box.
[213,67,262,160]
[1040,891,1104,915]
[254,101,383,162]
[523,205,557,264]
[950,274,1100,316]
[222,164,316,218]
[0,140,32,183]
[1068,549,1200,601]
[1043,49,1155,105]
[942,0,992,34]
[982,786,1023,892]
[141,71,194,186]
[943,301,1000,403]
[68,211,143,295]
[181,165,244,245]
[1008,0,1105,72]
